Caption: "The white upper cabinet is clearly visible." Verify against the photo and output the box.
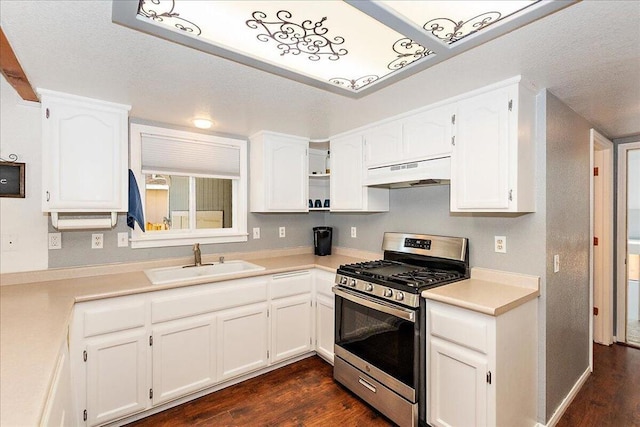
[450,79,537,212]
[364,121,403,167]
[330,134,389,212]
[250,131,308,212]
[39,89,130,212]
[402,104,453,162]
[363,105,453,170]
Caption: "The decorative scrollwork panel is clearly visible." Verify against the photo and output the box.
[246,10,348,61]
[138,0,202,35]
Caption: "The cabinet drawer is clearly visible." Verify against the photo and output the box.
[271,271,312,299]
[429,305,489,354]
[83,301,146,338]
[152,278,268,324]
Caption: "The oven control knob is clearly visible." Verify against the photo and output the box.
[340,276,347,285]
[365,284,373,292]
[349,278,357,287]
[395,292,405,301]
[384,288,393,298]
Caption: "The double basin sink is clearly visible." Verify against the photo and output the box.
[145,260,265,285]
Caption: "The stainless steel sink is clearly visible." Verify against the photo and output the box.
[144,260,265,285]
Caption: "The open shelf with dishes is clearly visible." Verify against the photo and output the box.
[309,142,330,211]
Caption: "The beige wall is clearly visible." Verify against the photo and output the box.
[0,77,48,273]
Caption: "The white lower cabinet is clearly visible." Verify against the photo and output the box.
[314,269,336,364]
[429,337,488,427]
[69,268,336,426]
[271,294,313,363]
[315,294,335,363]
[152,314,217,405]
[85,329,149,426]
[426,298,537,427]
[270,271,313,364]
[217,303,269,381]
[41,340,74,427]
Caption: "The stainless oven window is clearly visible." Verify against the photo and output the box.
[335,294,418,388]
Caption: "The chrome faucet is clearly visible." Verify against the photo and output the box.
[193,243,202,266]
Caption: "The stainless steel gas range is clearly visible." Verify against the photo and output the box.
[333,232,469,427]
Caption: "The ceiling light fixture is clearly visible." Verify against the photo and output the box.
[112,0,576,98]
[193,118,213,129]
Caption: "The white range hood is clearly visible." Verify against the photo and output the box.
[365,157,450,188]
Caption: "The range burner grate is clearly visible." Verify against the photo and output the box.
[389,269,464,287]
[339,259,464,288]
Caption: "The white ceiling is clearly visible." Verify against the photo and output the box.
[1,1,639,140]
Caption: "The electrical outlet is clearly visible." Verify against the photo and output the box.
[117,232,129,248]
[1,234,18,252]
[494,236,506,253]
[91,233,104,249]
[253,227,261,239]
[553,254,560,273]
[279,227,286,238]
[48,233,62,250]
[351,227,357,238]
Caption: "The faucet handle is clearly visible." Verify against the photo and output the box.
[193,243,200,251]
[219,256,225,263]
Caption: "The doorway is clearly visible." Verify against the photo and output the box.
[616,141,640,347]
[590,130,614,354]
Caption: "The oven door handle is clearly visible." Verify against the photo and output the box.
[333,287,416,322]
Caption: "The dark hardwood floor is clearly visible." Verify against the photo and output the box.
[557,343,640,427]
[127,344,640,427]
[126,356,393,427]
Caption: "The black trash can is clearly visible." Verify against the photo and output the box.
[313,226,332,256]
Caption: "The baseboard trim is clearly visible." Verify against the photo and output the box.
[539,366,591,427]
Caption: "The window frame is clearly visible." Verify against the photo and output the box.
[129,123,248,248]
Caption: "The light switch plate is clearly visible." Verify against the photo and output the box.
[117,232,129,247]
[553,254,560,273]
[253,227,260,239]
[351,227,357,238]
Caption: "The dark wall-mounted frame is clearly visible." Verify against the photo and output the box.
[0,161,25,198]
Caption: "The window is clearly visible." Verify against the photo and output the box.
[129,123,247,248]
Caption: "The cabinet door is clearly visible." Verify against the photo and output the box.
[265,137,308,211]
[86,330,149,426]
[451,88,510,210]
[364,122,403,167]
[41,342,74,427]
[315,294,335,364]
[152,315,216,405]
[217,303,269,381]
[429,338,488,427]
[271,294,313,363]
[402,105,453,161]
[330,134,365,210]
[42,96,128,211]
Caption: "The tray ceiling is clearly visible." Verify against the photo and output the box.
[113,0,574,97]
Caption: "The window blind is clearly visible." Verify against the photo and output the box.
[141,134,241,179]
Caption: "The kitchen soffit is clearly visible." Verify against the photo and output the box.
[112,0,575,98]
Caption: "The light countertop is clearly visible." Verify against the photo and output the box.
[421,267,540,316]
[0,251,365,427]
[1,256,539,426]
